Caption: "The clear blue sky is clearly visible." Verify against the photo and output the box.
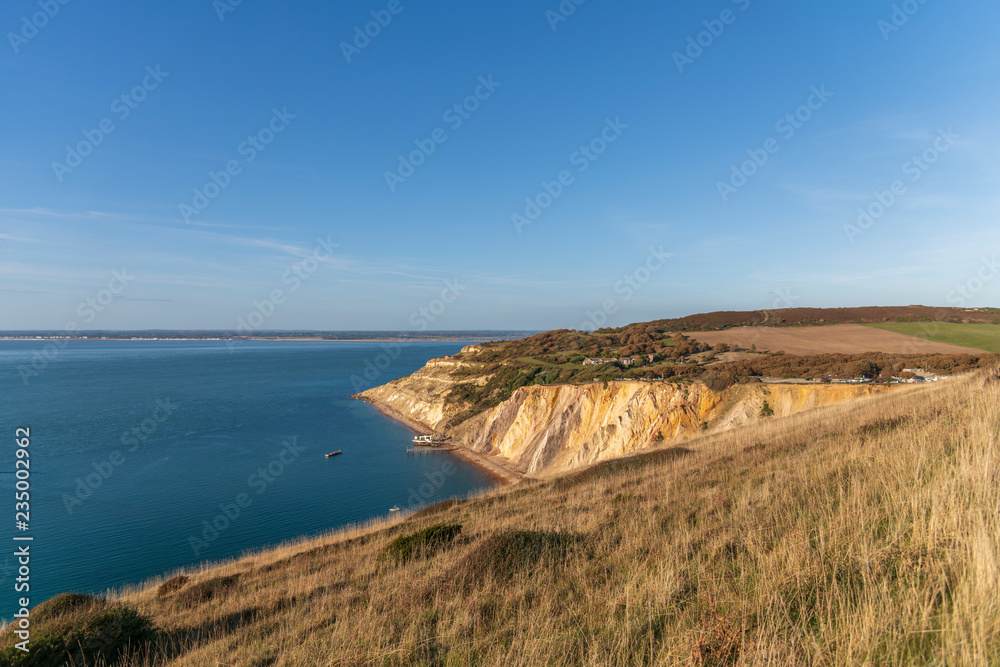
[2,1,998,331]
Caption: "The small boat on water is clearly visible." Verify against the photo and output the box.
[389,506,401,513]
[325,450,342,458]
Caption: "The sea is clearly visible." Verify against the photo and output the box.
[0,339,497,617]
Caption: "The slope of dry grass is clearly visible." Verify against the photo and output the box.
[6,369,1000,665]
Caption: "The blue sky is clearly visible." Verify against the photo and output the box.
[1,0,998,331]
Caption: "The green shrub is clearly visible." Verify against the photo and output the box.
[0,594,155,667]
[29,592,94,624]
[383,523,463,564]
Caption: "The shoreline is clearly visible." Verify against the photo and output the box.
[359,398,522,486]
[0,337,507,343]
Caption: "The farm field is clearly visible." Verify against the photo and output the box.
[688,324,987,355]
[866,322,1000,354]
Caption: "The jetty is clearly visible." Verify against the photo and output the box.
[406,447,456,455]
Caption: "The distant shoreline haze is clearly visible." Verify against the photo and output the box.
[0,330,540,342]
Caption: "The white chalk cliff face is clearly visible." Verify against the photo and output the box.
[359,354,482,431]
[360,351,896,477]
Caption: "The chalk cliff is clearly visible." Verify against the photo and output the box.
[359,353,897,476]
[358,351,484,432]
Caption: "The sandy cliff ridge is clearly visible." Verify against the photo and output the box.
[359,351,899,477]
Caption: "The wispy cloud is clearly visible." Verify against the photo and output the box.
[0,207,282,231]
[120,297,175,302]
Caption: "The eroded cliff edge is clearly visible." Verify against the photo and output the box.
[358,351,898,477]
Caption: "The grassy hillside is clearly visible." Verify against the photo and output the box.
[868,322,1000,354]
[444,325,995,426]
[7,368,999,665]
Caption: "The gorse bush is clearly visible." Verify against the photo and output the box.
[0,594,155,667]
[384,523,463,564]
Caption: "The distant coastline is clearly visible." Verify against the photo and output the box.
[0,330,537,344]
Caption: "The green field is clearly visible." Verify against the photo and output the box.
[867,322,1000,353]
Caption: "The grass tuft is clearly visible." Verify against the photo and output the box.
[450,529,585,588]
[156,576,189,597]
[176,575,239,608]
[856,415,910,438]
[556,446,691,489]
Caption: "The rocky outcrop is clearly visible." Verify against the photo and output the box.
[359,354,898,477]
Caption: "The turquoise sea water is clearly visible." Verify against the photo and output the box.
[0,340,494,616]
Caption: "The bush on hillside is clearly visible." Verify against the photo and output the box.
[0,593,155,667]
[384,523,463,564]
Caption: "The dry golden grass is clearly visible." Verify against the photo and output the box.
[12,369,1000,665]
